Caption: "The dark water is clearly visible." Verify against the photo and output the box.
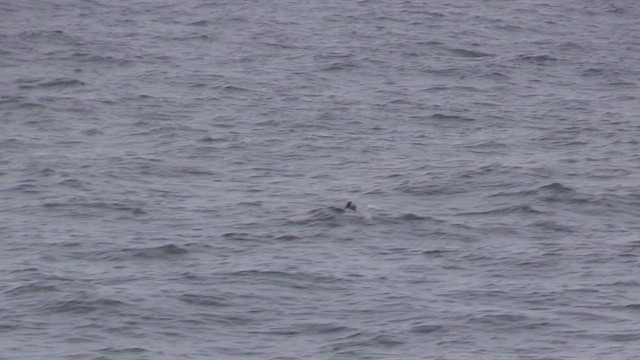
[2,1,640,359]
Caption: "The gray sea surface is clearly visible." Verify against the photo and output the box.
[2,0,640,359]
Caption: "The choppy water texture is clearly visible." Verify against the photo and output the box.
[2,0,640,359]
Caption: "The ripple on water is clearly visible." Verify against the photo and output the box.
[2,0,640,359]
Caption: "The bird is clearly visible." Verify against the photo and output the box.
[345,201,357,211]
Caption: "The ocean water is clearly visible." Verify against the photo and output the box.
[1,0,640,359]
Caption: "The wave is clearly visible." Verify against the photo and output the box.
[17,30,82,46]
[326,332,406,352]
[430,113,475,122]
[489,182,576,199]
[488,182,637,216]
[42,200,147,217]
[132,244,188,258]
[511,54,558,64]
[224,269,350,291]
[42,295,127,315]
[254,323,354,337]
[37,78,87,88]
[5,282,59,296]
[83,243,190,262]
[288,205,441,227]
[450,48,496,58]
[179,293,231,307]
[459,204,546,216]
[409,324,443,334]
